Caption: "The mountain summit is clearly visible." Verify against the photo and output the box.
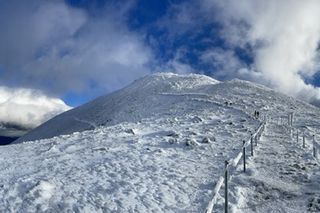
[15,73,219,143]
[15,73,318,143]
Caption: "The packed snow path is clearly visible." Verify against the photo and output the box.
[232,120,320,212]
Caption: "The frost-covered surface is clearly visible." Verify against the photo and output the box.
[15,73,220,143]
[211,118,320,212]
[3,73,320,212]
[3,115,258,212]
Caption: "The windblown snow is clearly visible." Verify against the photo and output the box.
[3,73,320,212]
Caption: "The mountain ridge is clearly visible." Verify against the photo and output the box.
[14,73,319,143]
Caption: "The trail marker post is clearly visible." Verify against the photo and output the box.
[224,161,229,213]
[243,140,246,172]
[313,135,317,158]
[250,134,254,156]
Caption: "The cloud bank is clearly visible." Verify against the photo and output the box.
[0,87,70,131]
[0,0,152,96]
[0,0,154,132]
[201,0,320,103]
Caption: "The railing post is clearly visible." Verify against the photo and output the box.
[224,160,229,213]
[251,134,254,156]
[313,135,317,158]
[243,140,246,172]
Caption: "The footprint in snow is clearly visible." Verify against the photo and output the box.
[92,147,109,152]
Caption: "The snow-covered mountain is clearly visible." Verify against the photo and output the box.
[3,73,320,212]
[15,73,220,143]
[15,73,318,143]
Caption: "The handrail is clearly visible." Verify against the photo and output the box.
[205,121,265,213]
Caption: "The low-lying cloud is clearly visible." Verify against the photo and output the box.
[0,86,70,131]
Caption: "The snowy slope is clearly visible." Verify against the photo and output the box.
[16,73,319,143]
[230,121,320,212]
[15,73,219,143]
[3,73,320,212]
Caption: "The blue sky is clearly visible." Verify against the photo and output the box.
[1,0,320,108]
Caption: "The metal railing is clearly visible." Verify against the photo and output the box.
[205,121,266,213]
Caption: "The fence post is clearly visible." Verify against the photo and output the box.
[313,135,317,158]
[243,140,246,172]
[251,134,254,156]
[296,130,299,143]
[224,160,229,213]
[303,132,306,148]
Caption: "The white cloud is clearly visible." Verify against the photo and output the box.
[160,48,196,74]
[203,0,320,102]
[0,0,153,96]
[200,48,245,79]
[0,87,70,129]
[0,0,154,131]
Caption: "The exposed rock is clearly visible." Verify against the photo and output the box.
[202,137,210,143]
[191,116,202,123]
[185,138,198,146]
[125,128,136,135]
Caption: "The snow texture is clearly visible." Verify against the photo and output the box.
[3,73,320,212]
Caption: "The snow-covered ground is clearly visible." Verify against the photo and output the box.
[213,118,320,212]
[3,73,320,212]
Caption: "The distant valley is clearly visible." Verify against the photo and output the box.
[0,136,18,145]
